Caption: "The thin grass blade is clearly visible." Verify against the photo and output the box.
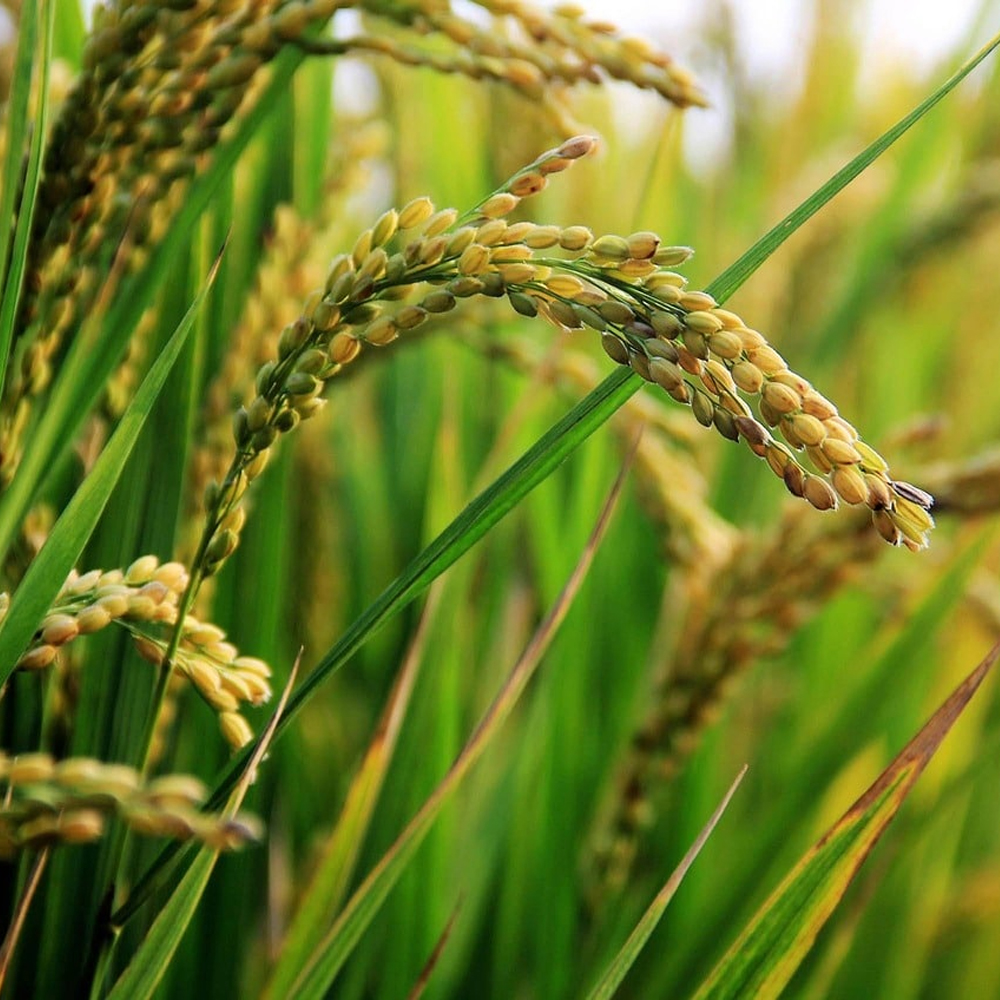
[262,586,443,999]
[585,765,749,1000]
[706,30,1000,303]
[692,640,1000,1000]
[0,249,223,688]
[278,457,631,999]
[406,898,464,1000]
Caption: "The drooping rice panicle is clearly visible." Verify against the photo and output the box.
[1,555,272,749]
[0,751,261,857]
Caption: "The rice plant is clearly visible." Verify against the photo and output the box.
[1,1,999,997]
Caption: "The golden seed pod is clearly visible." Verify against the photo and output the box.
[447,276,484,297]
[205,529,239,566]
[787,412,827,447]
[667,381,692,404]
[735,418,770,456]
[872,508,903,545]
[683,310,723,335]
[803,475,839,511]
[601,333,630,365]
[500,221,535,244]
[125,555,159,584]
[148,774,207,807]
[371,208,399,247]
[736,327,767,350]
[53,757,104,787]
[18,644,58,670]
[806,445,834,474]
[479,193,520,220]
[329,331,362,364]
[351,229,374,269]
[422,208,459,238]
[589,234,631,262]
[364,317,399,346]
[676,345,705,376]
[97,593,130,619]
[398,196,435,230]
[58,809,105,844]
[458,243,490,275]
[615,260,658,279]
[854,440,889,472]
[625,231,660,260]
[446,227,478,256]
[678,290,718,312]
[761,381,801,415]
[711,308,743,329]
[555,135,597,159]
[396,305,429,330]
[703,359,736,395]
[76,604,112,634]
[496,263,536,284]
[357,246,388,284]
[417,236,449,267]
[67,569,102,594]
[525,225,562,249]
[509,172,547,198]
[820,437,862,466]
[490,244,533,263]
[474,219,507,246]
[8,752,55,784]
[831,465,870,505]
[220,712,255,750]
[133,636,165,665]
[747,345,787,376]
[864,473,893,510]
[708,330,743,360]
[653,246,695,267]
[545,274,586,297]
[800,391,838,420]
[649,358,684,392]
[765,443,791,478]
[559,226,593,251]
[783,461,808,497]
[40,613,79,646]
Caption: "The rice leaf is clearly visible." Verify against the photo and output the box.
[585,765,748,1000]
[271,458,630,999]
[692,640,1000,1000]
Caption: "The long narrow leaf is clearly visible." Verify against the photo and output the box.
[585,765,748,1000]
[0,250,223,688]
[262,586,443,999]
[277,457,631,999]
[693,640,1000,1000]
